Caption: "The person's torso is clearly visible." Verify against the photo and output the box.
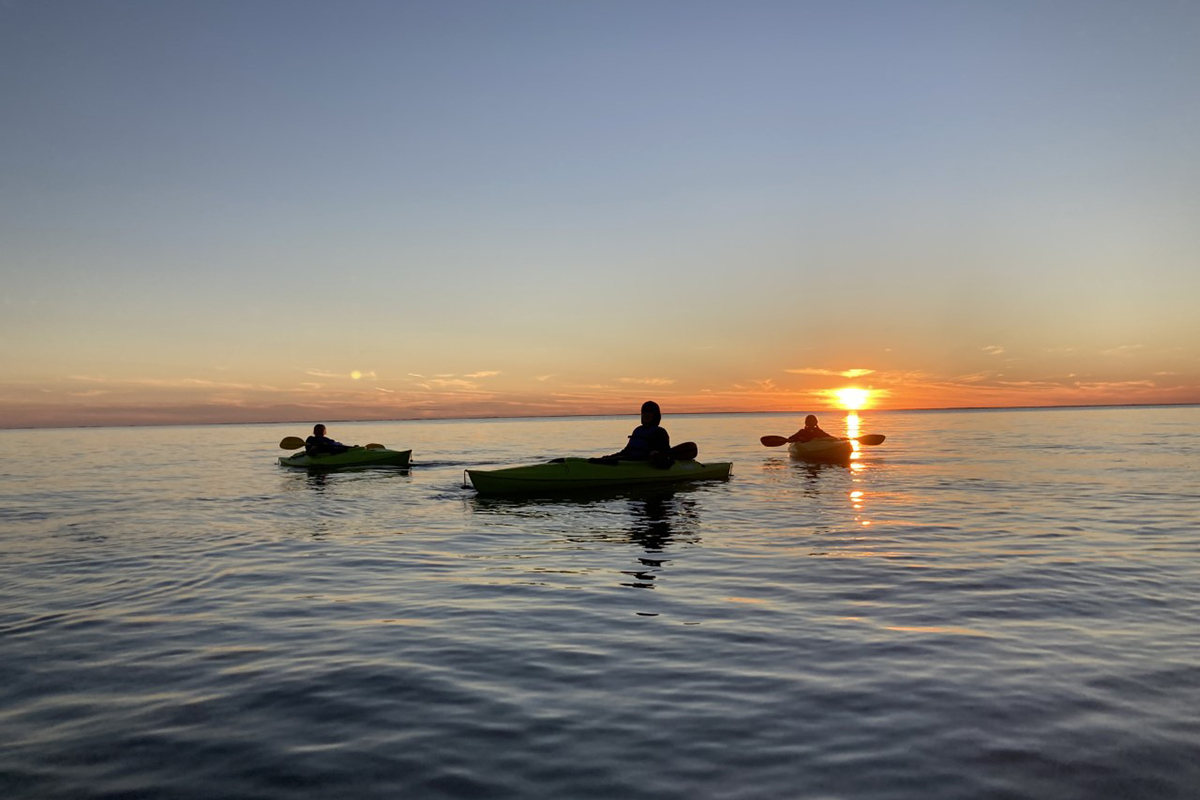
[624,424,669,458]
[306,435,344,454]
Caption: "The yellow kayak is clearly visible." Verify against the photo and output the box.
[788,439,854,461]
[279,447,412,469]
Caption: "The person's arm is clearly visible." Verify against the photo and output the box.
[312,435,352,454]
[605,430,634,459]
[649,426,670,457]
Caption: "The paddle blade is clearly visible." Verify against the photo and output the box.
[279,436,306,450]
[760,436,789,447]
[856,434,886,446]
[364,443,385,450]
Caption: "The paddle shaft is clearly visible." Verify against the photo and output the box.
[760,434,885,447]
[279,436,386,451]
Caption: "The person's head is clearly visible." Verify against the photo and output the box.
[313,424,326,436]
[640,400,662,427]
[804,415,819,428]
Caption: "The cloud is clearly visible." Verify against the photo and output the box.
[785,367,875,378]
[873,369,936,384]
[71,375,281,392]
[951,372,999,384]
[1070,379,1157,392]
[375,387,395,394]
[1101,345,1145,357]
[982,346,1005,355]
[732,379,778,392]
[422,378,479,390]
[617,377,676,386]
[464,371,501,379]
[535,374,555,382]
[308,369,376,381]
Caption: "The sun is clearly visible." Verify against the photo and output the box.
[833,387,871,410]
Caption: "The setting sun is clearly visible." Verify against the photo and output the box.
[834,387,871,410]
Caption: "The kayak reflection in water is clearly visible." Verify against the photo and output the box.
[599,401,699,467]
[305,423,353,456]
[788,415,837,444]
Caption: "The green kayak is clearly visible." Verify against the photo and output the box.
[467,457,732,495]
[279,447,412,469]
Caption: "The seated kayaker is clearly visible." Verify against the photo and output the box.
[606,401,671,461]
[305,423,353,456]
[788,415,838,444]
[593,401,699,467]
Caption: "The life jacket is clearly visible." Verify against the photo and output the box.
[795,427,835,443]
[305,435,347,456]
[623,425,668,459]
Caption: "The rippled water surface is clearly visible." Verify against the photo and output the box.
[2,408,1198,799]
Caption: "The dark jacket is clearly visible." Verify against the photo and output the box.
[305,434,350,456]
[792,426,835,444]
[615,424,670,460]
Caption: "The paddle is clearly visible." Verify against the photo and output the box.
[278,436,387,451]
[760,434,886,447]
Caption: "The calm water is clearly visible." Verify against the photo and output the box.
[1,407,1198,799]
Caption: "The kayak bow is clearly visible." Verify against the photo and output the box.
[787,439,854,461]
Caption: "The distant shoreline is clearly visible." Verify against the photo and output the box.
[2,401,1196,432]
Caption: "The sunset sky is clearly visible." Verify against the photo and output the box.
[3,1,1198,428]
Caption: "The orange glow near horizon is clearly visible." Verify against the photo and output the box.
[834,387,871,410]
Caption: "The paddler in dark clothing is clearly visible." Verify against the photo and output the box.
[788,415,837,444]
[305,423,352,456]
[613,401,672,460]
[596,401,699,466]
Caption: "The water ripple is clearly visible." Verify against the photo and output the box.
[1,409,1198,798]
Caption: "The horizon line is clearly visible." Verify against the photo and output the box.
[1,400,1196,432]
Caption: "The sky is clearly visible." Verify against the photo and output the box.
[2,0,1198,428]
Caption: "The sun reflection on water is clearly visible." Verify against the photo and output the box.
[845,411,870,524]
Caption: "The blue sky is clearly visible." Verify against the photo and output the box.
[2,0,1198,426]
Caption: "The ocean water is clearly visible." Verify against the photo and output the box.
[1,407,1197,799]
